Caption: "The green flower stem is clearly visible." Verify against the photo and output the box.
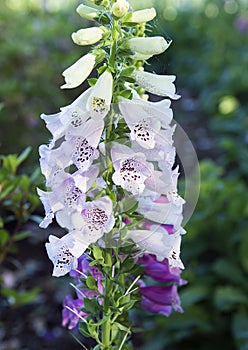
[109,19,119,71]
[102,248,113,349]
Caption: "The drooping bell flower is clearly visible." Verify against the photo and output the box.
[133,70,181,99]
[128,37,171,56]
[61,53,96,89]
[62,295,87,329]
[45,232,89,277]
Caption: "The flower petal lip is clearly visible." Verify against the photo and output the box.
[61,53,96,89]
[71,27,103,46]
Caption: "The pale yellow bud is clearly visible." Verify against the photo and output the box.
[128,37,171,56]
[112,0,129,18]
[71,27,104,46]
[76,4,98,20]
[123,8,156,23]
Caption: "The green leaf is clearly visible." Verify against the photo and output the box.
[121,258,135,273]
[86,276,98,291]
[232,312,248,350]
[214,286,247,311]
[240,231,248,272]
[92,245,104,263]
[114,322,131,334]
[84,298,99,316]
[1,287,40,306]
[118,90,132,99]
[0,217,4,229]
[13,231,30,241]
[79,322,91,338]
[16,147,31,166]
[0,229,10,246]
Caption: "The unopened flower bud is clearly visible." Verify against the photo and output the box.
[112,0,129,18]
[76,4,98,21]
[124,8,156,23]
[128,37,171,56]
[71,27,104,46]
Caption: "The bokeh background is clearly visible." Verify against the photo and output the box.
[1,0,248,349]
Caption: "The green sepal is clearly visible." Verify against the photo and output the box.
[92,245,104,264]
[121,258,135,273]
[79,322,91,338]
[88,77,98,86]
[86,275,98,291]
[120,67,136,77]
[84,298,100,316]
[118,90,132,99]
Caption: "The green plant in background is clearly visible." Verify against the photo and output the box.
[147,0,248,178]
[140,160,248,350]
[0,147,41,305]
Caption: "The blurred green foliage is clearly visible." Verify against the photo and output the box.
[1,0,248,348]
[0,147,41,305]
[0,1,87,168]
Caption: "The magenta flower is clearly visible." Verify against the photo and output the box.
[138,254,180,283]
[62,295,87,329]
[140,284,183,316]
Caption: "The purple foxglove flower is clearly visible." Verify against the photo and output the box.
[144,221,174,235]
[39,143,71,187]
[140,284,183,316]
[127,225,179,262]
[62,295,87,329]
[40,88,92,143]
[67,196,115,244]
[137,193,184,229]
[63,118,104,172]
[45,232,88,277]
[38,167,99,229]
[139,254,180,283]
[128,221,185,267]
[140,295,172,316]
[119,101,161,149]
[70,254,103,281]
[140,285,173,305]
[111,143,154,195]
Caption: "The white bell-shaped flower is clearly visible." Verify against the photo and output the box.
[127,225,181,262]
[45,233,88,277]
[86,70,113,119]
[61,53,96,89]
[133,70,181,99]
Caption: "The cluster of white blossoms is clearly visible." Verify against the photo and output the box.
[38,0,186,277]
